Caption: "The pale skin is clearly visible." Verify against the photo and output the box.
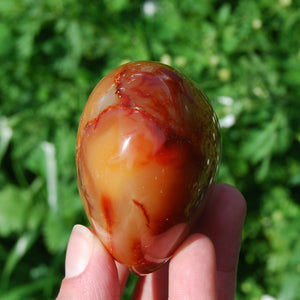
[57,183,246,300]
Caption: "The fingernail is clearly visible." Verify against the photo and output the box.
[65,224,95,278]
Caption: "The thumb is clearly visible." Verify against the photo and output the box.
[56,225,120,300]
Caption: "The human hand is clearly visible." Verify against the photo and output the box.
[56,183,246,300]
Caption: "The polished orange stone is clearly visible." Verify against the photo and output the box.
[76,61,220,275]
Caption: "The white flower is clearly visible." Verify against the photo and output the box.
[120,59,131,65]
[279,0,292,6]
[174,56,187,67]
[210,55,220,66]
[218,96,234,106]
[252,19,262,29]
[160,54,172,66]
[41,142,58,212]
[143,1,157,17]
[218,68,231,81]
[219,114,236,128]
[261,295,277,300]
[253,86,263,97]
[16,236,29,255]
[0,116,13,160]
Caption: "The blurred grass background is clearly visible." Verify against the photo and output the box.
[0,0,300,299]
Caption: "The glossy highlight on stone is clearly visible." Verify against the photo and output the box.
[76,61,221,275]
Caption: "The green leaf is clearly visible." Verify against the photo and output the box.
[217,4,231,25]
[0,22,13,56]
[278,272,300,300]
[0,275,58,300]
[104,0,129,12]
[241,123,276,164]
[1,231,37,282]
[255,156,270,182]
[0,186,32,236]
[241,111,291,165]
[43,211,70,253]
[0,116,13,165]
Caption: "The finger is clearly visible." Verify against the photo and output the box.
[196,183,246,300]
[169,233,217,300]
[116,261,130,292]
[131,263,169,300]
[56,225,121,300]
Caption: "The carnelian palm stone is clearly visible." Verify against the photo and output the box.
[76,61,221,275]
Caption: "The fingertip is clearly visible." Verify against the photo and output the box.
[65,224,95,279]
[197,183,247,237]
[172,233,215,261]
[216,183,247,216]
[196,183,247,300]
[56,224,120,300]
[205,183,246,218]
[116,261,130,292]
[169,234,217,300]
